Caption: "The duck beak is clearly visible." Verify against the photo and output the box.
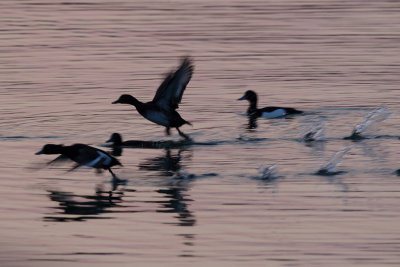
[106,137,113,143]
[112,100,119,104]
[35,150,43,155]
[238,95,246,101]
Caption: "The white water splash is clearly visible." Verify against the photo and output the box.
[319,146,354,173]
[257,163,278,180]
[352,107,391,136]
[302,121,326,142]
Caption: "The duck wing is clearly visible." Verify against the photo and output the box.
[70,144,101,165]
[45,155,74,167]
[69,144,108,166]
[152,57,194,111]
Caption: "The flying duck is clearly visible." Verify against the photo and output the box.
[238,90,303,118]
[112,57,194,140]
[35,144,122,178]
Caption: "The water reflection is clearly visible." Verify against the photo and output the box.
[321,175,350,192]
[44,185,125,222]
[156,186,195,227]
[356,140,388,162]
[303,138,326,160]
[247,115,258,129]
[139,148,191,177]
[139,148,196,227]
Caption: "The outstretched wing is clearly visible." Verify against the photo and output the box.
[152,57,194,111]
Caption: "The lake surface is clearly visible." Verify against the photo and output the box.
[1,0,400,266]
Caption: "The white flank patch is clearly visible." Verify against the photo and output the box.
[261,109,286,118]
[86,151,111,167]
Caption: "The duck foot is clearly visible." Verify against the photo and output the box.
[112,177,126,190]
[176,127,191,140]
[108,168,126,190]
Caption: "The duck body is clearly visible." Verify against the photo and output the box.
[238,90,303,119]
[115,96,189,128]
[113,57,194,139]
[36,144,121,175]
[106,133,191,149]
[254,106,300,118]
[107,132,163,148]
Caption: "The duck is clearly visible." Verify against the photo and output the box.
[238,90,303,118]
[106,132,191,149]
[112,57,194,140]
[35,144,122,178]
[106,132,164,149]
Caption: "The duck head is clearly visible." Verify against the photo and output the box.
[106,133,122,146]
[35,144,64,155]
[238,90,258,103]
[112,94,140,106]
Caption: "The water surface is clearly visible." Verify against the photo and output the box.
[1,0,400,266]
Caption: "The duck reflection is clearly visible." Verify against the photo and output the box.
[44,185,125,222]
[304,139,326,160]
[156,186,195,227]
[247,115,258,129]
[138,147,197,258]
[139,148,191,176]
[139,148,196,227]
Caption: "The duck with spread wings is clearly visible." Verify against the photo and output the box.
[112,57,194,140]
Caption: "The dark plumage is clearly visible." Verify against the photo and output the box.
[107,133,163,148]
[238,90,303,118]
[112,57,194,140]
[35,144,122,178]
[106,132,191,150]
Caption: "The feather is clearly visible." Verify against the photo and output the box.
[152,57,194,111]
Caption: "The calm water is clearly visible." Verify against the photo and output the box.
[1,0,400,266]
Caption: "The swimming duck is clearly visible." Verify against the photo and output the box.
[106,132,191,150]
[112,57,194,140]
[35,144,122,178]
[106,132,163,149]
[238,90,303,118]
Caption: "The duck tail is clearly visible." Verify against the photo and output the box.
[113,158,123,167]
[287,108,303,115]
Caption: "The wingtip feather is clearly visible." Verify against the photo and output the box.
[181,56,194,71]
